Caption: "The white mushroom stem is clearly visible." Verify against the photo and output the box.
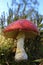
[15,32,28,61]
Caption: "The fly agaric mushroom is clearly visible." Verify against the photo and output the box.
[3,19,39,61]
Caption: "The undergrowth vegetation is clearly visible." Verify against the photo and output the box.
[0,29,43,65]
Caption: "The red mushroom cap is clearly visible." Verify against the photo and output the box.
[3,19,39,38]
